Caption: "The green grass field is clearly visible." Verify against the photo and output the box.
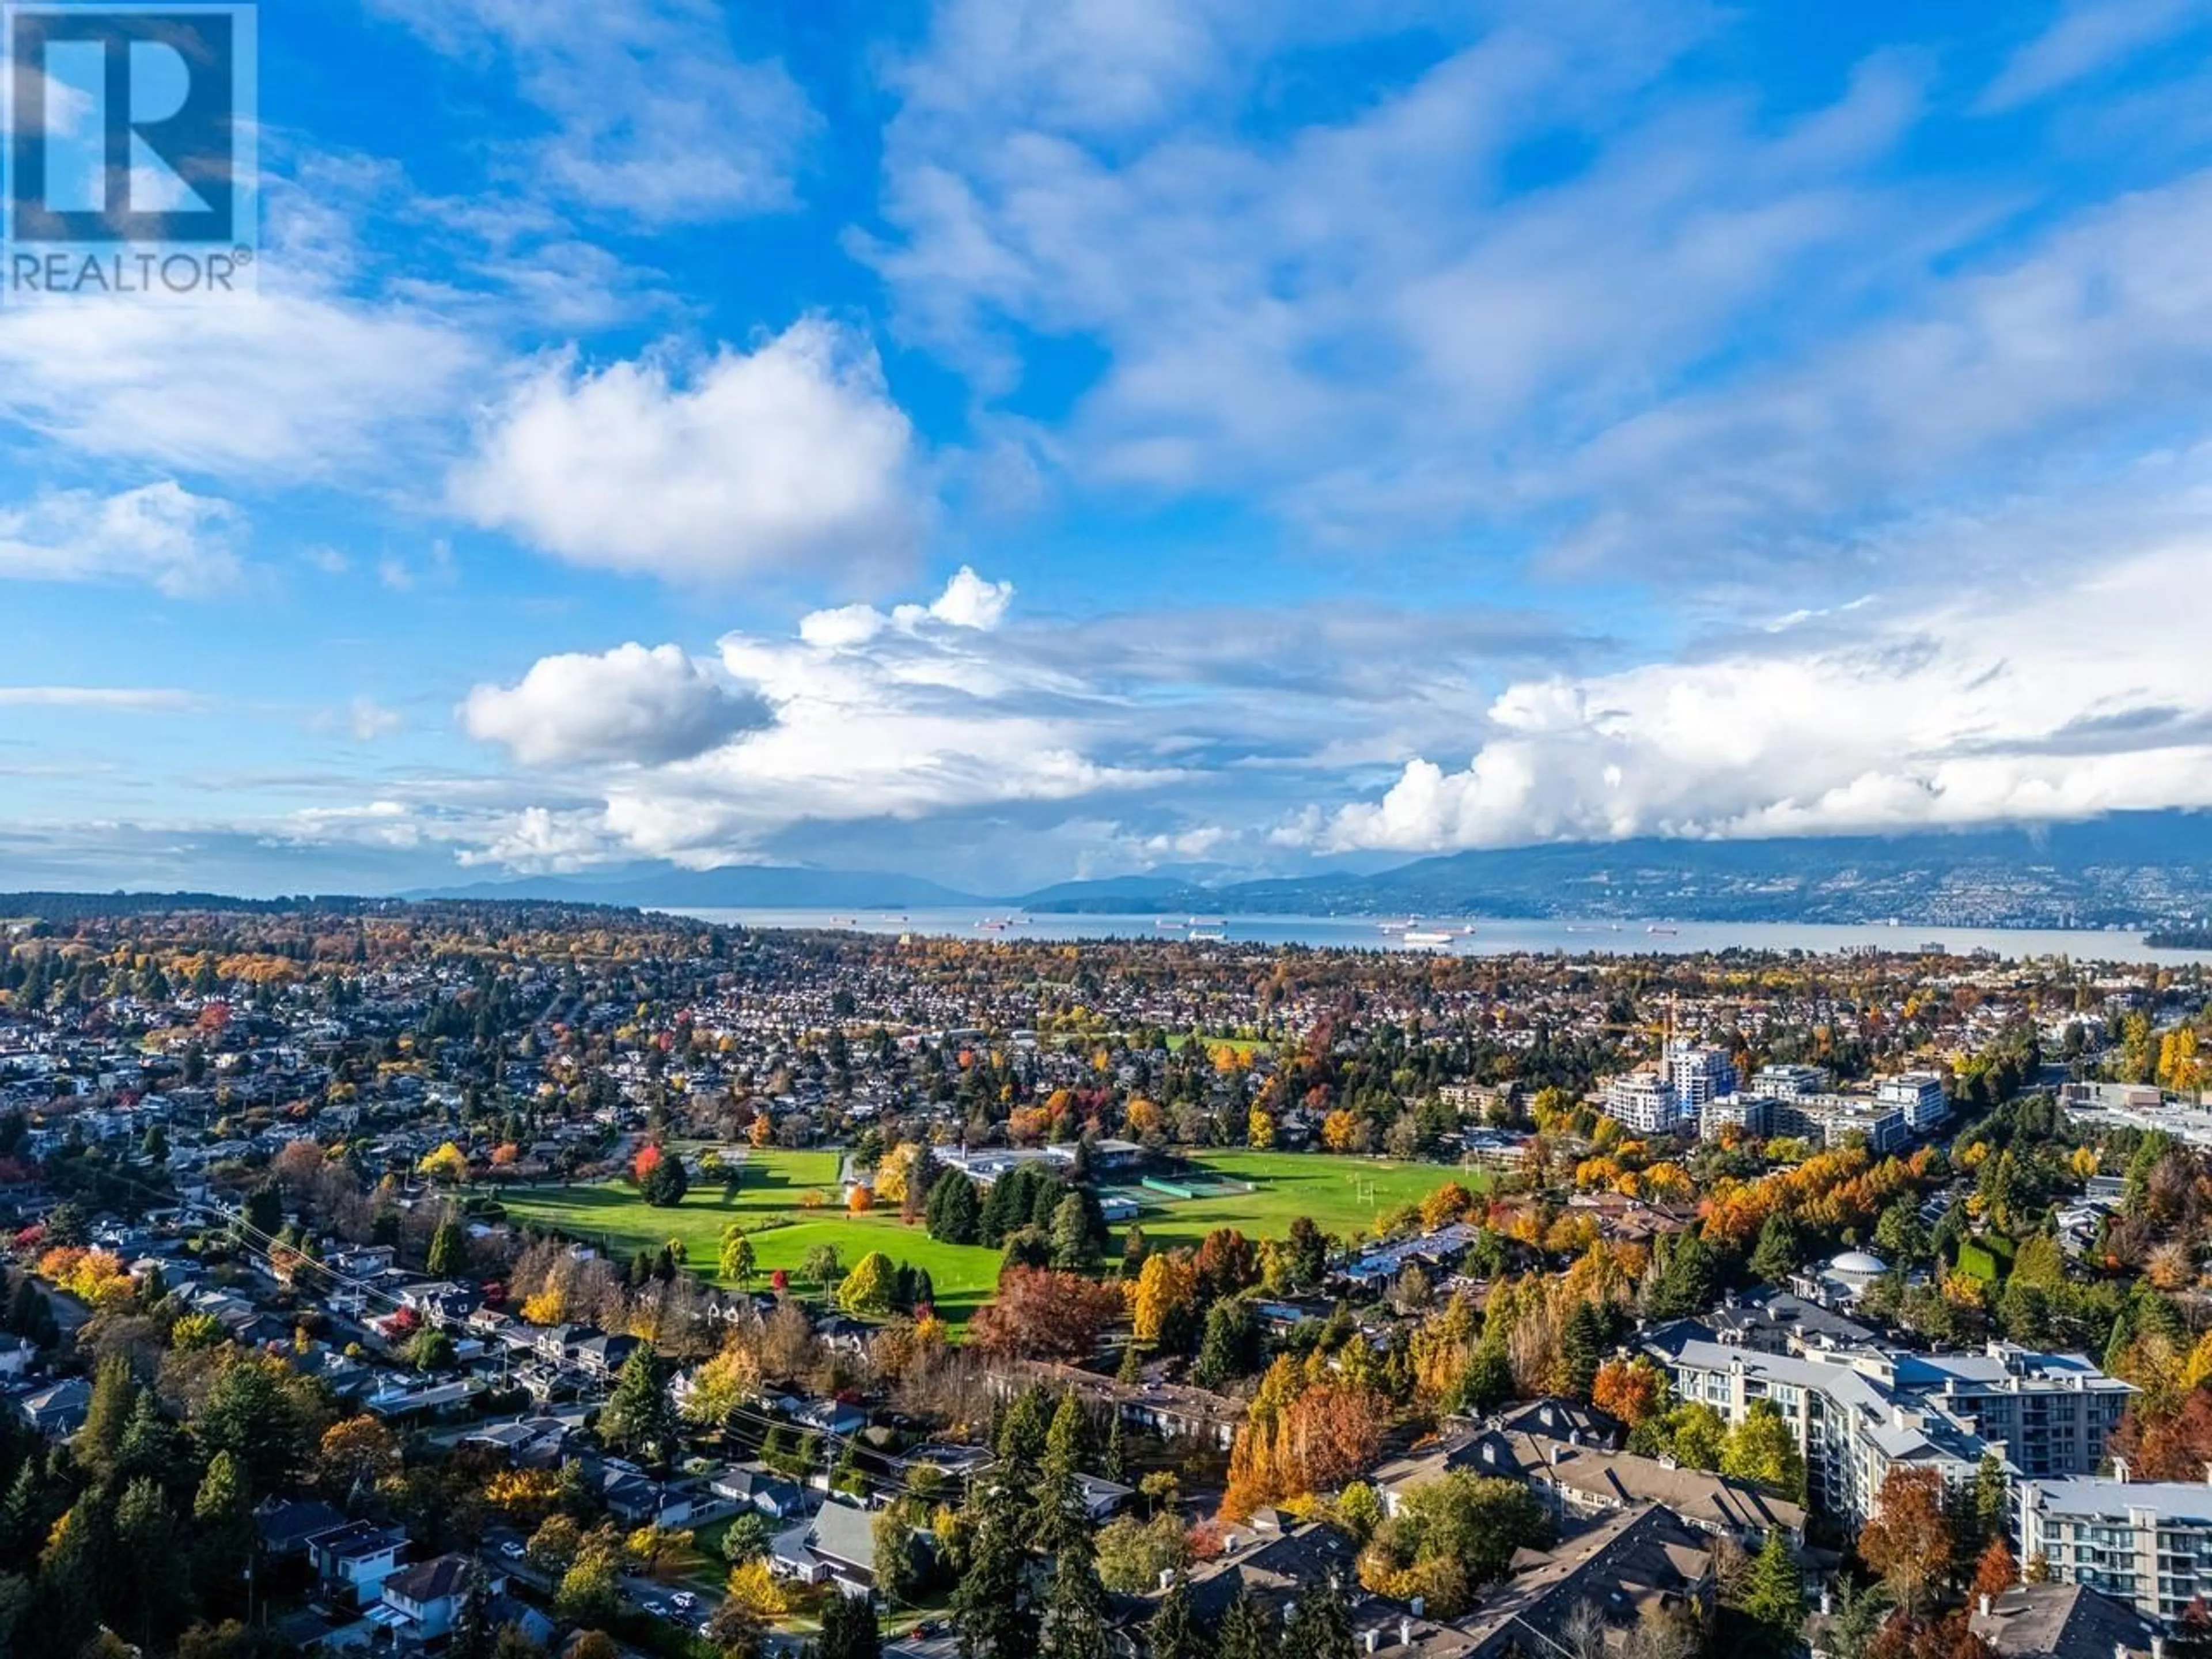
[497,1146,1486,1324]
[1131,1150,1486,1252]
[497,1149,1008,1325]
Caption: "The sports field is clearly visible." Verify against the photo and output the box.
[1132,1150,1484,1252]
[497,1146,1484,1324]
[497,1148,1008,1325]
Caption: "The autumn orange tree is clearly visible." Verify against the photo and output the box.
[1971,1536,2017,1600]
[1592,1357,1668,1428]
[1221,1354,1386,1520]
[1859,1467,1954,1618]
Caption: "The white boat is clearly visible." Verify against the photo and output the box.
[1403,929,1457,946]
[1186,926,1227,941]
[1156,918,1186,930]
[1647,925,1679,936]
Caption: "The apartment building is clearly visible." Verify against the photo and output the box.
[1641,1328,1994,1527]
[1877,1071,1952,1132]
[1751,1063,1832,1100]
[1604,1070,1680,1134]
[2018,1478,2212,1625]
[1892,1345,2133,1479]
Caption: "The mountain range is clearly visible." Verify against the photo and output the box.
[408,811,2212,929]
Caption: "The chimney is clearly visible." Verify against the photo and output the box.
[1402,1620,1415,1648]
[1363,1631,1380,1656]
[2114,1458,2130,1485]
[1980,1596,1992,1618]
[1412,1599,1426,1618]
[2152,1638,2165,1659]
[1159,1569,1176,1591]
[1819,1586,1833,1617]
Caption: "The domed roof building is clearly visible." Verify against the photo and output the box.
[1830,1250,1888,1278]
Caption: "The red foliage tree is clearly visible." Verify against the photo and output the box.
[970,1267,1126,1361]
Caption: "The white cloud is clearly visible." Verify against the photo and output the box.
[460,641,769,766]
[455,806,620,873]
[1979,0,2202,112]
[1313,535,2212,853]
[0,482,243,596]
[366,0,812,224]
[0,291,483,484]
[453,319,923,585]
[0,686,201,711]
[347,699,404,741]
[797,565,1015,647]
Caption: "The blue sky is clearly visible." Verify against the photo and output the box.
[3,0,2212,895]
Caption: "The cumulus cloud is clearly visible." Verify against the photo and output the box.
[453,320,923,584]
[460,642,769,766]
[0,482,243,596]
[796,565,1014,647]
[1314,536,2212,853]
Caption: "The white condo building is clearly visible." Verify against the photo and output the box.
[1877,1071,1952,1131]
[2018,1478,2212,1625]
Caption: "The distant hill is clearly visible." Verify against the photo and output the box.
[16,810,2212,930]
[1017,812,2212,929]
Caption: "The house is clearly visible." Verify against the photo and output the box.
[16,1376,91,1435]
[599,1460,694,1525]
[1440,1427,1806,1548]
[772,1499,878,1595]
[570,1330,642,1379]
[306,1519,410,1605]
[1075,1473,1136,1521]
[460,1416,573,1469]
[710,1463,808,1521]
[373,1554,504,1642]
[1968,1582,2158,1659]
[253,1496,351,1558]
[1357,1503,1716,1659]
[791,1396,868,1439]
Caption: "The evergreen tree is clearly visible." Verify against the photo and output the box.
[1044,1393,1090,1480]
[1217,1589,1279,1659]
[1102,1415,1128,1486]
[1040,1522,1109,1659]
[1281,1584,1353,1659]
[926,1174,983,1245]
[1049,1194,1098,1272]
[600,1349,676,1464]
[115,1392,180,1487]
[820,1592,882,1659]
[1560,1301,1606,1402]
[1146,1581,1210,1659]
[1195,1300,1259,1390]
[1738,1529,1806,1655]
[74,1355,136,1478]
[113,1476,185,1650]
[427,1215,468,1278]
[449,1558,495,1659]
[996,1387,1051,1476]
[953,1476,1036,1659]
[191,1450,253,1609]
[1748,1213,1802,1285]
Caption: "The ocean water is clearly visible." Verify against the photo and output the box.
[662,908,2211,966]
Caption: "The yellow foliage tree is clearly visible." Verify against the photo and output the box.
[723,1558,790,1619]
